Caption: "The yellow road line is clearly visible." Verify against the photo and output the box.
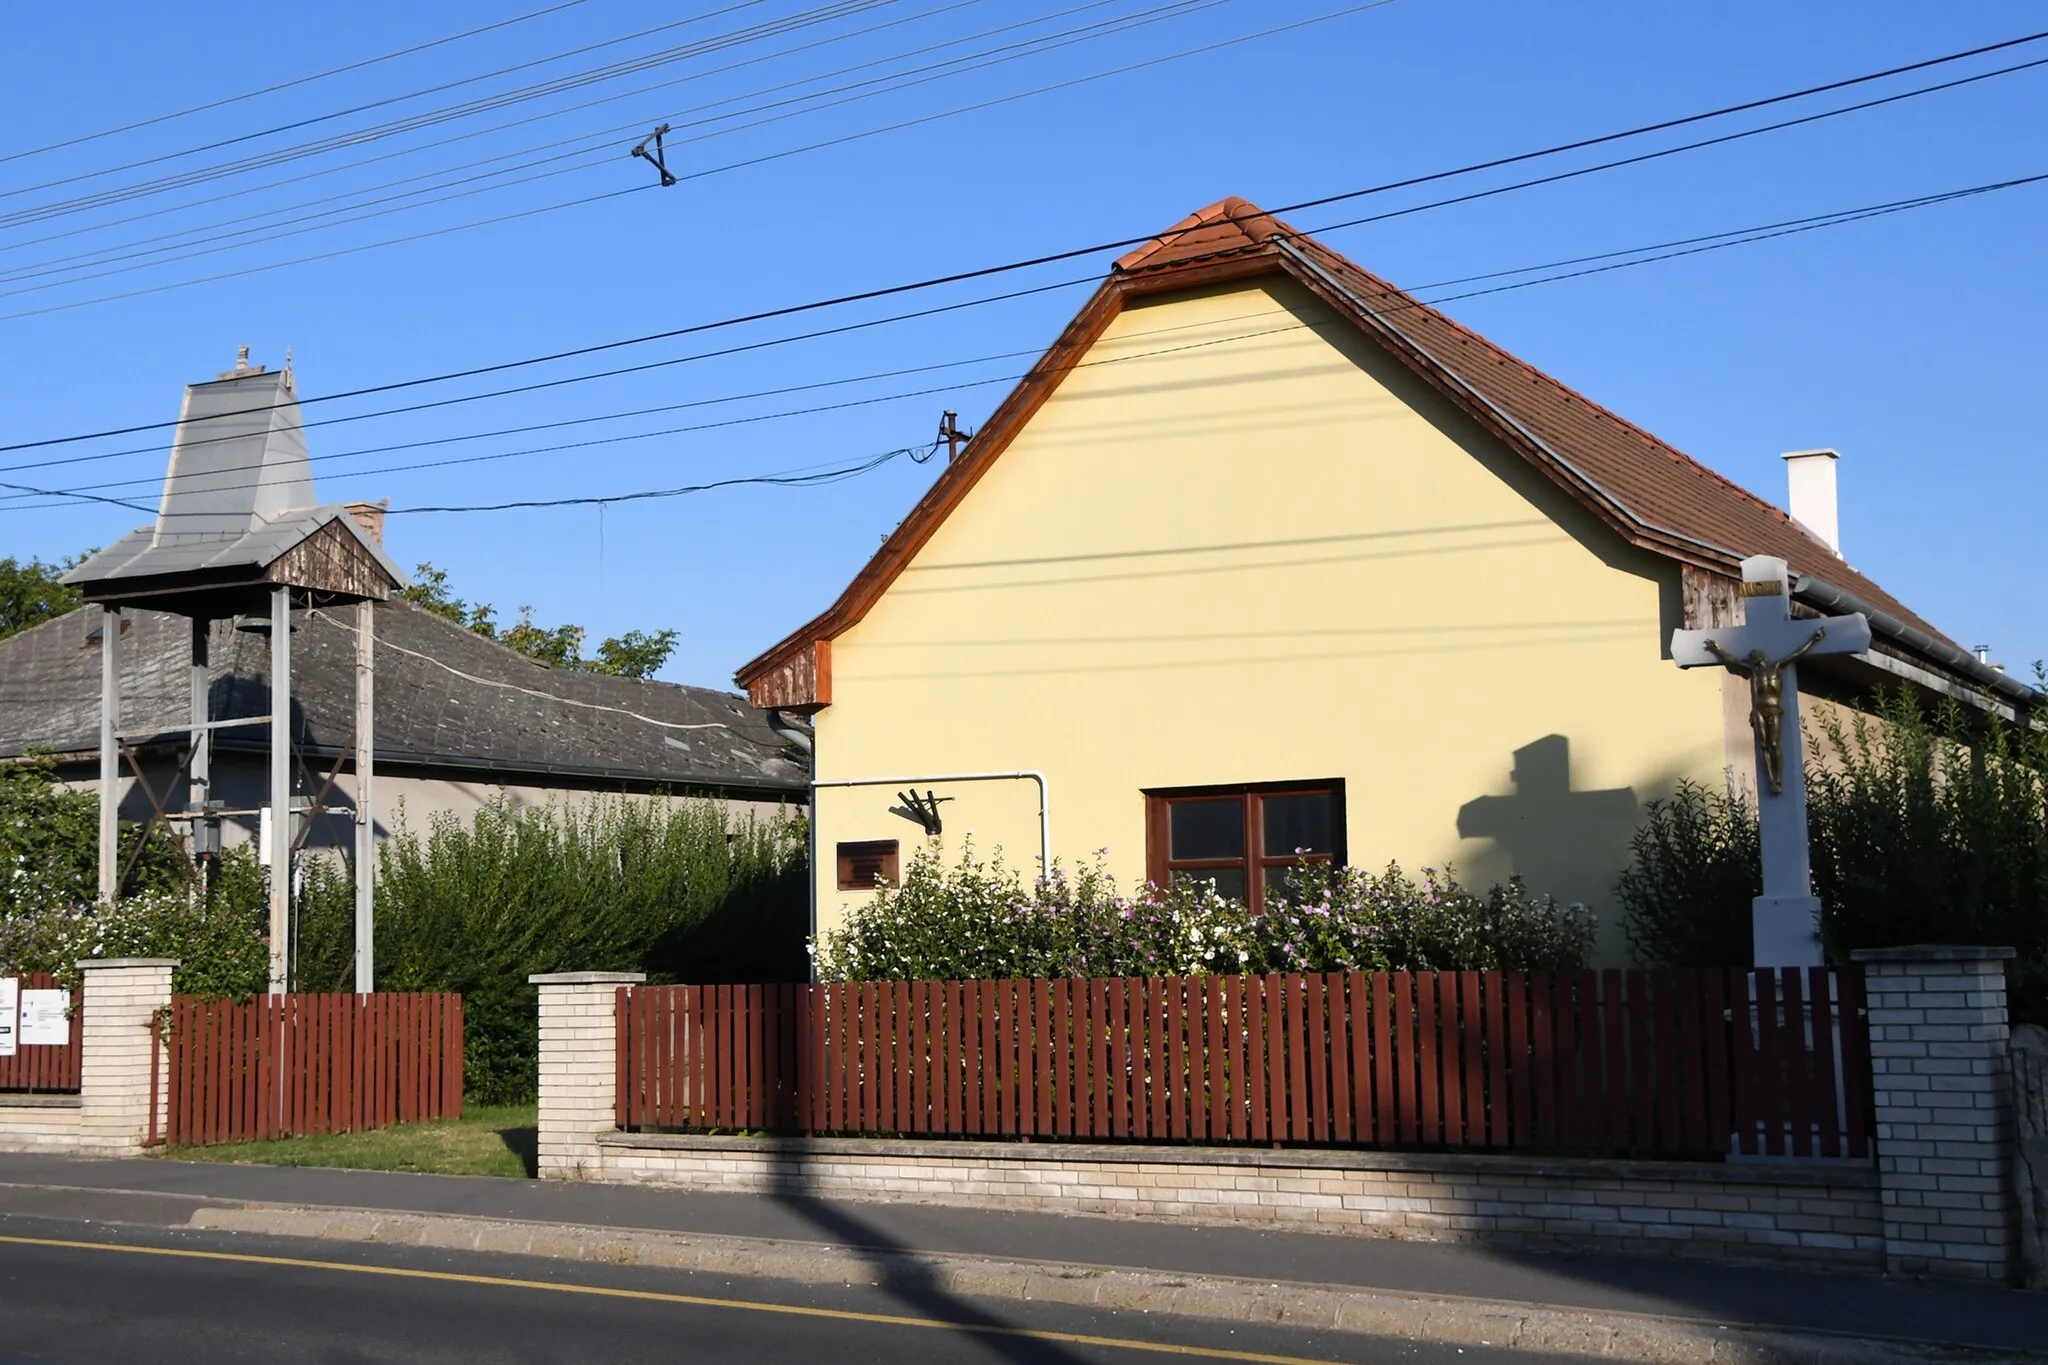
[0,1232,1346,1365]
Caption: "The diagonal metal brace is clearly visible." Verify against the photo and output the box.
[631,124,676,187]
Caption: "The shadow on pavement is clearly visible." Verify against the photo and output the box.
[770,1153,1095,1365]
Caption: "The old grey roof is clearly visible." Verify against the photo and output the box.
[63,356,404,592]
[0,601,806,795]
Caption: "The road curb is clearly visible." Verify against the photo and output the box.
[185,1203,2039,1365]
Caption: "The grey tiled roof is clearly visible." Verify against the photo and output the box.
[0,601,806,795]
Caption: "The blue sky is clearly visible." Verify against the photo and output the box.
[1,0,2041,689]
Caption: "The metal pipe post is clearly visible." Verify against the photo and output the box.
[96,606,122,904]
[268,587,291,994]
[188,617,210,871]
[353,598,375,994]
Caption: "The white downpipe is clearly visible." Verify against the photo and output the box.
[811,771,1051,881]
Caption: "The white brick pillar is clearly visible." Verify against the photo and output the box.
[76,958,176,1155]
[1854,945,2018,1282]
[531,971,643,1180]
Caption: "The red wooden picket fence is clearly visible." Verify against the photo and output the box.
[617,968,1871,1161]
[158,992,463,1147]
[0,973,81,1093]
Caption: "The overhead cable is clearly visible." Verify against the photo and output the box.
[3,27,2043,456]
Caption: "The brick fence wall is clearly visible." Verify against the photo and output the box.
[0,1094,82,1153]
[592,1131,1883,1268]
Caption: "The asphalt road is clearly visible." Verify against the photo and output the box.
[0,1216,1600,1365]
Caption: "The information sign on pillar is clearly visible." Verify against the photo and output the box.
[1668,555,1870,966]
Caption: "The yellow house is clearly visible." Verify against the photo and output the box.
[737,198,2025,956]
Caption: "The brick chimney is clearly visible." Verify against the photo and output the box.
[344,499,388,547]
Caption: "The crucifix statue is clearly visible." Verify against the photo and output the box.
[1669,555,1870,967]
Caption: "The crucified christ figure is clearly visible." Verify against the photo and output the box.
[1703,627,1826,795]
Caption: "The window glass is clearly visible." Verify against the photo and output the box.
[1176,866,1246,904]
[1261,792,1334,857]
[1170,799,1244,860]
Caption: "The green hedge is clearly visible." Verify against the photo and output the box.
[294,794,807,1104]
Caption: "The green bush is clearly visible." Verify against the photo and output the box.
[0,756,188,914]
[1614,686,2048,1026]
[1616,781,1760,968]
[0,844,269,999]
[294,794,807,1105]
[812,843,1596,983]
[1809,690,2047,1024]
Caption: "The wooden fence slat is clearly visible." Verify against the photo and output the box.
[1372,972,1397,1145]
[1565,970,1592,1148]
[986,978,1006,1137]
[1808,967,1843,1160]
[1780,969,1812,1159]
[1234,976,1253,1144]
[1042,978,1060,1139]
[1437,974,1463,1146]
[1326,973,1352,1144]
[1600,969,1627,1151]
[1626,970,1652,1152]
[1206,974,1227,1142]
[1755,970,1786,1157]
[1654,971,1681,1155]
[1348,972,1374,1144]
[1289,974,1314,1143]
[1459,971,1483,1149]
[1415,973,1440,1146]
[998,980,1017,1138]
[1677,972,1707,1152]
[1527,971,1555,1147]
[1703,970,1733,1154]
[1147,977,1167,1140]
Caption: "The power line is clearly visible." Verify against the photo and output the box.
[0,276,1092,479]
[0,0,896,228]
[0,0,1376,325]
[16,8,2035,323]
[0,0,596,168]
[0,0,1229,296]
[0,0,785,202]
[0,0,1013,264]
[4,27,2042,457]
[0,0,1010,274]
[11,166,2041,514]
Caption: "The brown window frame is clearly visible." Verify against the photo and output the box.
[835,839,900,891]
[1142,780,1345,914]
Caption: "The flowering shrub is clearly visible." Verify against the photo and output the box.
[0,845,268,998]
[813,843,1595,982]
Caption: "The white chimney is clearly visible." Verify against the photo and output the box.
[1781,448,1841,557]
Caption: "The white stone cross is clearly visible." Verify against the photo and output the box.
[1669,555,1870,967]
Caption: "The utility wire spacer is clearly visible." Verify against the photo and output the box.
[631,125,676,187]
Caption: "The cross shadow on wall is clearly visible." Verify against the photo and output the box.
[1455,735,1638,911]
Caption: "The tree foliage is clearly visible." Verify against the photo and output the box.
[398,561,679,679]
[0,554,85,641]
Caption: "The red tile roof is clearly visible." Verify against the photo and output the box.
[738,198,1953,698]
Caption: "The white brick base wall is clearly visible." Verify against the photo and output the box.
[592,1133,1883,1269]
[0,1096,83,1153]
